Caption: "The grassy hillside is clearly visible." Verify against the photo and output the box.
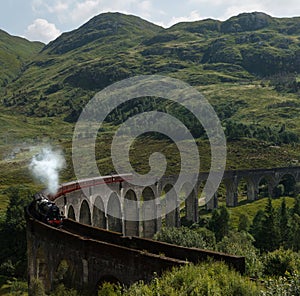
[2,12,299,120]
[228,196,296,228]
[0,12,300,214]
[0,30,43,87]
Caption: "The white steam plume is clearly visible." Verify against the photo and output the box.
[29,147,66,195]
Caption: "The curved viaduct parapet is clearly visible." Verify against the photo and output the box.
[26,203,245,294]
[25,204,186,295]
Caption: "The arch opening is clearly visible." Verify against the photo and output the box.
[181,182,198,225]
[67,205,75,220]
[216,181,227,205]
[79,200,91,225]
[274,174,297,197]
[141,187,157,238]
[200,180,218,211]
[237,178,248,204]
[93,196,106,229]
[107,193,122,233]
[258,177,270,198]
[161,184,179,228]
[124,190,139,236]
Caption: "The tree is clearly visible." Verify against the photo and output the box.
[278,198,290,247]
[98,262,261,295]
[238,214,250,232]
[0,185,32,277]
[217,231,263,277]
[260,198,280,252]
[208,206,230,242]
[251,209,264,234]
[289,213,300,251]
[251,199,280,252]
[251,209,264,250]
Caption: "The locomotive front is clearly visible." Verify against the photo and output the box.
[33,193,63,227]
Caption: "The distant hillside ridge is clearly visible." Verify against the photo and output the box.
[0,29,44,87]
[169,11,300,34]
[1,11,299,126]
[42,12,163,55]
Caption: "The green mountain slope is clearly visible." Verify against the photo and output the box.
[1,13,165,119]
[0,11,299,184]
[2,12,299,119]
[0,30,44,87]
[1,11,298,152]
[152,12,300,77]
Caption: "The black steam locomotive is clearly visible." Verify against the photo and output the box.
[33,193,63,227]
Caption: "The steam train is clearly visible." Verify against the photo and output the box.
[33,174,132,227]
[33,193,64,227]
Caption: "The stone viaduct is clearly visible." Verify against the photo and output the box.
[26,166,300,294]
[53,166,300,238]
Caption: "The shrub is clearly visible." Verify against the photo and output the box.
[238,214,250,232]
[50,283,80,296]
[9,279,28,295]
[153,226,215,249]
[217,231,263,278]
[98,262,261,296]
[193,227,216,249]
[98,282,123,296]
[263,248,300,276]
[262,272,300,296]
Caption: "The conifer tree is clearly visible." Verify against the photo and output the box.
[251,210,264,250]
[278,198,290,247]
[251,199,280,252]
[261,198,280,252]
[0,185,32,277]
[208,206,230,242]
[288,196,300,251]
[238,214,250,232]
[289,213,300,251]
